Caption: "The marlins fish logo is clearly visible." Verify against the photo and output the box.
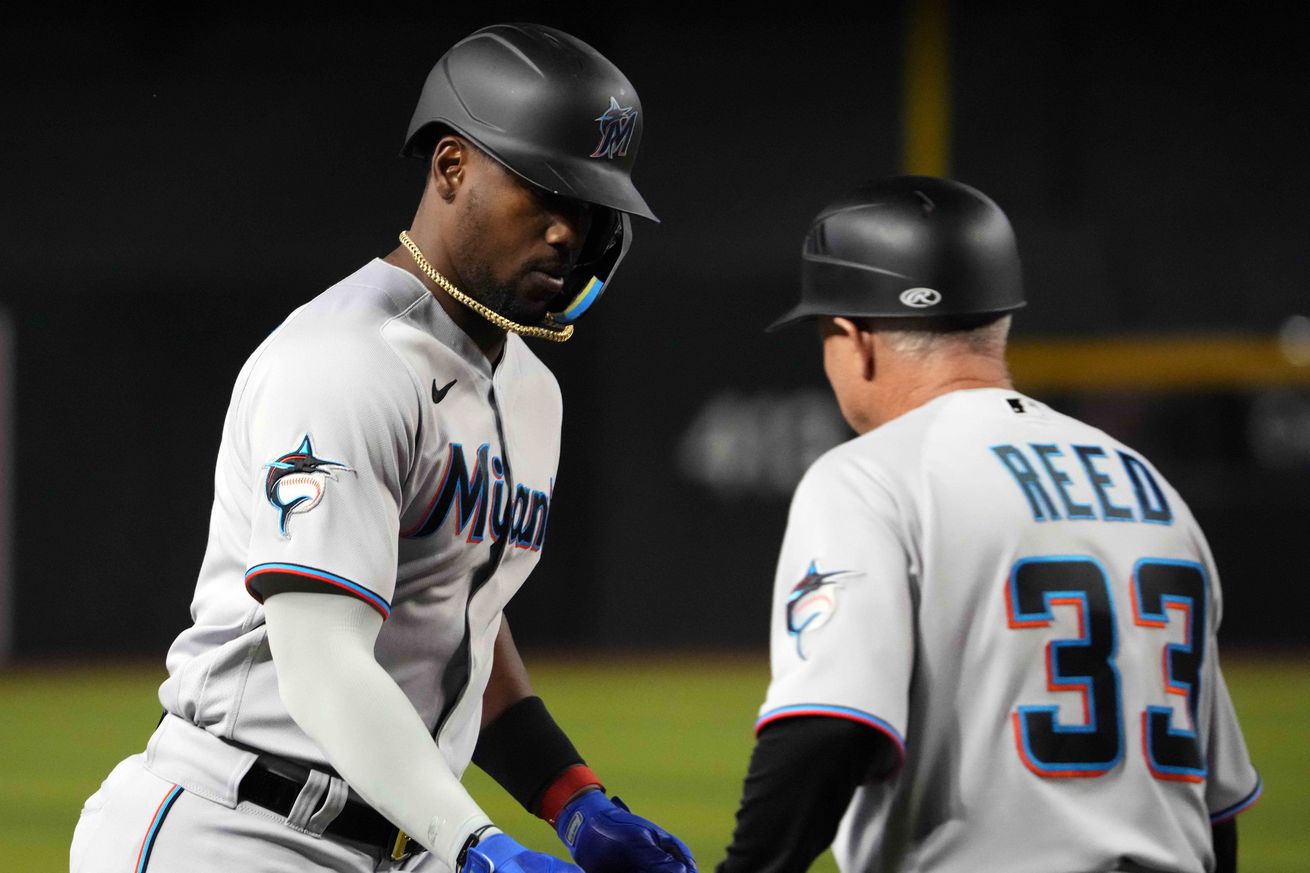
[263,435,351,537]
[589,97,638,159]
[786,561,852,659]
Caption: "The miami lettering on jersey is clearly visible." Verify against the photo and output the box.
[990,442,1172,524]
[402,442,552,550]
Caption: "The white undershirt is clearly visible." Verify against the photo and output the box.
[263,592,496,867]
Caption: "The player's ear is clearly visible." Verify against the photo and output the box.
[827,316,861,342]
[431,136,469,202]
[830,317,876,382]
[859,326,876,381]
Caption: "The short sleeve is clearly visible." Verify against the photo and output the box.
[240,335,418,619]
[1204,657,1262,823]
[757,454,914,766]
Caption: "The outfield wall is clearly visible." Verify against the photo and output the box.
[3,8,1307,657]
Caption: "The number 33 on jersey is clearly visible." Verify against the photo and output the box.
[1006,554,1208,780]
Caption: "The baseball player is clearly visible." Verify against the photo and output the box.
[70,24,694,873]
[717,177,1261,873]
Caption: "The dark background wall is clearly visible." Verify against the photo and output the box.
[2,3,1307,659]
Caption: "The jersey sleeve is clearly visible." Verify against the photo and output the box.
[757,452,915,767]
[239,331,419,619]
[1204,656,1262,823]
[1189,524,1262,822]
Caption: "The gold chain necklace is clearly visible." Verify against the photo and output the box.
[398,231,573,343]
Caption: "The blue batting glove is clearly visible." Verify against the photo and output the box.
[462,833,584,873]
[556,791,697,873]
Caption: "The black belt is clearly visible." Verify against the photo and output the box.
[237,755,422,861]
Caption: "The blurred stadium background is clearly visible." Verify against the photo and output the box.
[2,2,1307,869]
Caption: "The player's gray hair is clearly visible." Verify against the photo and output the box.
[868,314,1012,359]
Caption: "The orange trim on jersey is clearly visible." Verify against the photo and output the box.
[135,784,182,873]
[1141,711,1204,784]
[1130,573,1167,628]
[1047,596,1086,639]
[1005,570,1045,629]
[1133,577,1197,732]
[756,705,908,778]
[1164,601,1193,699]
[1210,778,1263,823]
[1045,596,1090,723]
[1011,712,1108,779]
[243,564,391,620]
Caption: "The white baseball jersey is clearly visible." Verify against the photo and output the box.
[759,388,1260,873]
[158,258,561,775]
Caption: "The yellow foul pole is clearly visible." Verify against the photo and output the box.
[903,0,951,177]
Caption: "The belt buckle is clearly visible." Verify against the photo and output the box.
[391,829,412,861]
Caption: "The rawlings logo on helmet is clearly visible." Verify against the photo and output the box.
[590,97,638,159]
[900,287,942,308]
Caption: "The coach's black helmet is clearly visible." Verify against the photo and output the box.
[403,23,655,324]
[768,176,1025,331]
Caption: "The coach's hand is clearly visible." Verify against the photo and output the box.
[556,790,697,873]
[462,833,583,873]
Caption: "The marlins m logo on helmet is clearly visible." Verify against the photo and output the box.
[590,97,638,159]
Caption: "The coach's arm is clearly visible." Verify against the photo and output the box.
[1213,819,1236,873]
[716,717,1238,873]
[717,716,898,873]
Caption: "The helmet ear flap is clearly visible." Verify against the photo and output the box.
[576,207,622,267]
[549,213,632,325]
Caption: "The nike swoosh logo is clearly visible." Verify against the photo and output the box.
[432,378,457,404]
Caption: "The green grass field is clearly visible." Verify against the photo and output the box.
[2,654,1306,870]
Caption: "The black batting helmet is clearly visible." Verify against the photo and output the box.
[403,23,656,324]
[768,176,1025,331]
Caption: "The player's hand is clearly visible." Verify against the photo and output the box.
[462,833,583,873]
[556,790,697,873]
